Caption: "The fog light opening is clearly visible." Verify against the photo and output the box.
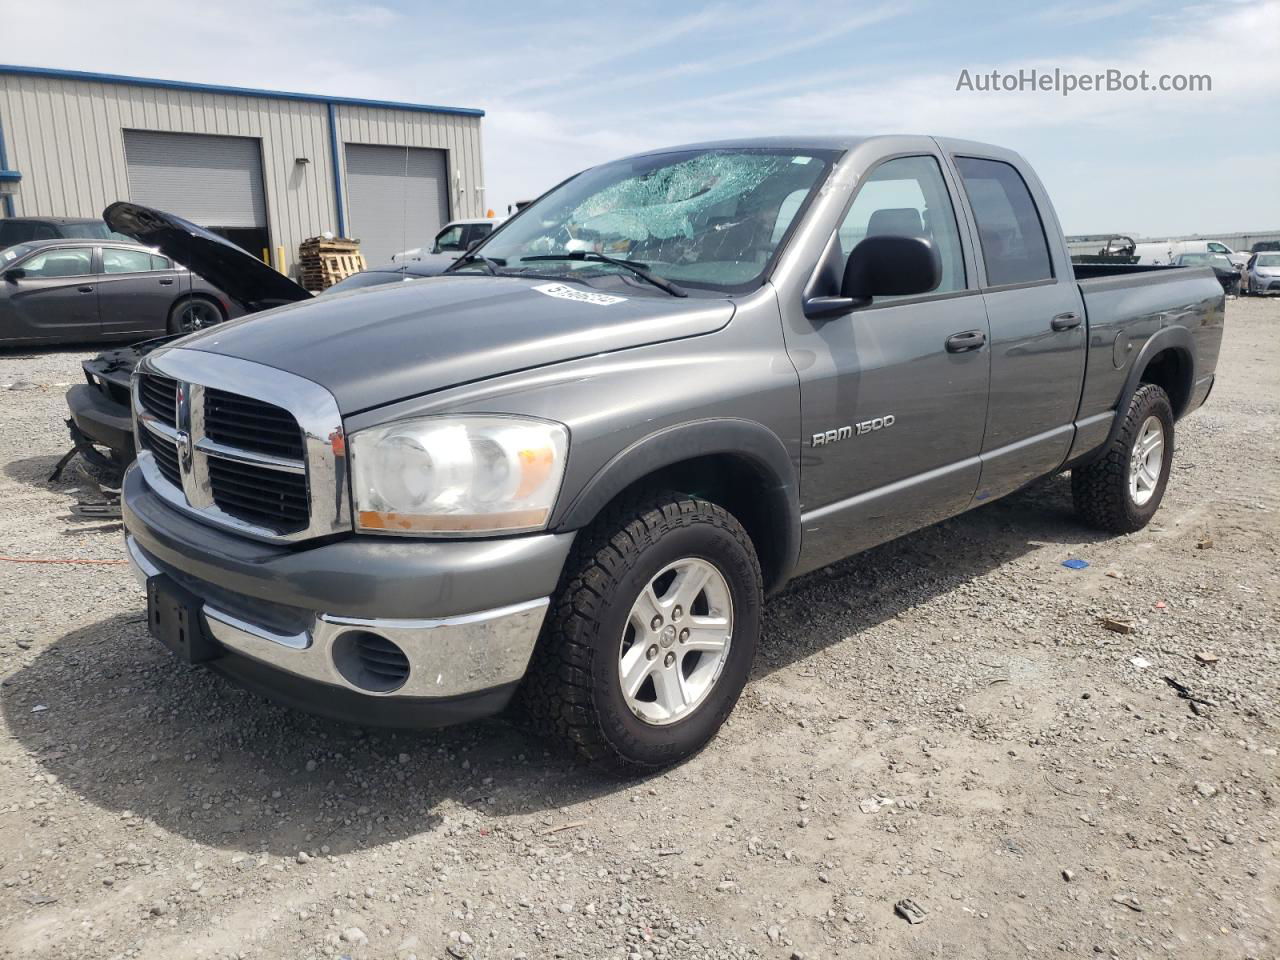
[331,630,410,694]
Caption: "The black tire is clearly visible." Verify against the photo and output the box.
[1072,383,1175,533]
[167,297,225,336]
[520,491,762,771]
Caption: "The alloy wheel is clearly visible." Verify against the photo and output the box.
[1128,415,1164,506]
[617,557,734,726]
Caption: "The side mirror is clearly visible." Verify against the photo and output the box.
[843,235,941,299]
[804,235,942,320]
[3,267,25,283]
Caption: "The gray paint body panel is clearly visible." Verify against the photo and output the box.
[179,274,735,414]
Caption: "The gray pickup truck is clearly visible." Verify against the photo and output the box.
[121,136,1223,769]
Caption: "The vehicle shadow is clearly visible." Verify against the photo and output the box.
[1,473,1107,857]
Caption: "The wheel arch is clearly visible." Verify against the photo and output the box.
[552,419,800,595]
[1086,326,1195,466]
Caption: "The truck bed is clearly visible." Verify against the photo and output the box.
[1070,263,1225,461]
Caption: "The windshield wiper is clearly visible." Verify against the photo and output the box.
[520,252,688,297]
[445,251,502,275]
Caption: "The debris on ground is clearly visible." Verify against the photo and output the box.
[1162,676,1217,716]
[895,899,928,924]
[1062,557,1089,570]
[1100,616,1135,634]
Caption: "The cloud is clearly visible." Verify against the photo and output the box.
[4,0,1277,232]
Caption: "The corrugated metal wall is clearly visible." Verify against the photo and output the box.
[0,71,483,277]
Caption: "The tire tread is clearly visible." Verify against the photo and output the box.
[520,490,760,769]
[1071,383,1173,533]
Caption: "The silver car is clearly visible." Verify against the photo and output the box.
[1245,252,1280,296]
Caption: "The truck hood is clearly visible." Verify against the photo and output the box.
[103,202,312,313]
[176,275,735,414]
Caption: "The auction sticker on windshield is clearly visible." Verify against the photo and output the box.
[533,283,627,306]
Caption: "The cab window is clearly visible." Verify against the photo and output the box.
[954,156,1054,286]
[433,225,465,253]
[836,155,967,301]
[17,247,93,278]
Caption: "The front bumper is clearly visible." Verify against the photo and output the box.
[66,383,136,461]
[122,465,575,727]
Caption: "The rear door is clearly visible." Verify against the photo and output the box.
[0,245,100,343]
[96,246,180,338]
[946,151,1087,501]
[789,152,990,569]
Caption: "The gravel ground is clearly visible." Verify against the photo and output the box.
[0,298,1276,960]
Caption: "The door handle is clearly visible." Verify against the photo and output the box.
[945,329,986,353]
[159,278,174,286]
[77,286,94,294]
[1051,311,1082,331]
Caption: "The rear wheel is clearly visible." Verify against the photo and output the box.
[168,297,224,335]
[1072,383,1174,533]
[520,492,762,770]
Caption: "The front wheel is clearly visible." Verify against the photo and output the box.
[1071,383,1175,533]
[168,297,224,335]
[520,493,762,770]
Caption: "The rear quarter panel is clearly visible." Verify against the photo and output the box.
[1075,267,1224,433]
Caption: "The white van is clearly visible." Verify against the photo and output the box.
[1170,240,1246,268]
[1133,241,1175,265]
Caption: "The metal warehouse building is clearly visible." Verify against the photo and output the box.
[0,64,485,272]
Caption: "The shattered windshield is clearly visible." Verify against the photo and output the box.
[460,148,837,292]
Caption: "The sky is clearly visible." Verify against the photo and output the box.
[6,0,1278,237]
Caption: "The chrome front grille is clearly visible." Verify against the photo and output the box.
[207,456,310,528]
[205,388,306,460]
[139,373,179,427]
[132,348,350,544]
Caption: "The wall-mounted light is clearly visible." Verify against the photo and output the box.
[295,157,310,165]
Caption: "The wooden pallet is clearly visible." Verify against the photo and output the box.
[299,237,361,256]
[298,239,366,291]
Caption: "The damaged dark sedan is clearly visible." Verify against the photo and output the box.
[66,202,448,469]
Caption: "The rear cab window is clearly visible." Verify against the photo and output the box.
[953,157,1054,286]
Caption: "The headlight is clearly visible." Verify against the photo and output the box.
[350,416,569,536]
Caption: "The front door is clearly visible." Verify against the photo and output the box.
[788,154,991,573]
[0,245,99,344]
[948,154,1087,500]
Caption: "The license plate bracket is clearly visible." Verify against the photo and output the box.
[146,575,221,664]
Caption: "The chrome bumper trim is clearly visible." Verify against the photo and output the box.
[125,536,548,699]
[125,533,160,589]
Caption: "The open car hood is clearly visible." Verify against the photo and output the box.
[103,202,312,313]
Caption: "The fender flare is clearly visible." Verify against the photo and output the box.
[1094,325,1196,458]
[552,418,800,593]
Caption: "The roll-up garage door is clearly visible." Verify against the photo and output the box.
[123,130,267,230]
[344,144,450,266]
